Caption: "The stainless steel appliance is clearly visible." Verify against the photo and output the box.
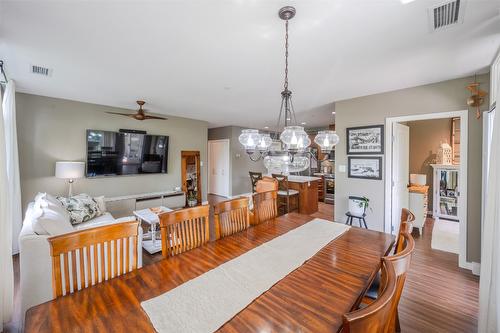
[324,174,335,204]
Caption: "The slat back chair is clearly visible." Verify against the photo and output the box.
[252,190,278,225]
[159,205,210,257]
[255,176,278,193]
[249,171,263,193]
[272,173,299,214]
[342,259,397,333]
[394,209,415,254]
[383,222,416,333]
[214,197,250,240]
[48,221,139,298]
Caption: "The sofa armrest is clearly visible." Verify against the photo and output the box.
[19,234,53,321]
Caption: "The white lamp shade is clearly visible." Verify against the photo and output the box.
[55,161,85,179]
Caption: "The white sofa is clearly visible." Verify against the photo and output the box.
[19,195,143,321]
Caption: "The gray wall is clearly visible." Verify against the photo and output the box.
[17,93,208,211]
[208,126,267,196]
[335,74,489,263]
[407,118,453,212]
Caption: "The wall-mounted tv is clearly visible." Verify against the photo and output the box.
[86,130,169,177]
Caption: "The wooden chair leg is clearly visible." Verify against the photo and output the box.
[396,309,401,332]
[286,196,290,214]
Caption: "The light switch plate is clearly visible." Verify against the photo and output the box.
[200,161,203,167]
[339,165,346,173]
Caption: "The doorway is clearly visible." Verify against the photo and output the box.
[181,151,202,205]
[385,110,469,269]
[208,139,230,197]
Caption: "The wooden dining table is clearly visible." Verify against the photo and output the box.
[25,213,394,333]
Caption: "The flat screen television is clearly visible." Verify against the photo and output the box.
[86,130,169,177]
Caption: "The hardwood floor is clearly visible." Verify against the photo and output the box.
[8,197,479,332]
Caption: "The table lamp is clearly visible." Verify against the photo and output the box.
[55,161,85,197]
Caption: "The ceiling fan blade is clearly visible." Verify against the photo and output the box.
[477,90,488,97]
[466,86,477,93]
[106,111,136,117]
[143,115,168,120]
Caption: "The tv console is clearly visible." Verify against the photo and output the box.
[105,190,185,218]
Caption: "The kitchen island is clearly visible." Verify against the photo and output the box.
[267,175,322,214]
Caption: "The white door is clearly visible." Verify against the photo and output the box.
[391,123,410,235]
[208,140,230,197]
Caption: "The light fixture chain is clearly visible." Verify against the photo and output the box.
[284,19,289,92]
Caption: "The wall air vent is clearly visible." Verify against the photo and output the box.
[30,64,52,76]
[429,0,464,31]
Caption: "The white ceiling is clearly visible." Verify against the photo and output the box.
[1,0,499,129]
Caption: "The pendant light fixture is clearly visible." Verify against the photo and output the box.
[239,6,339,174]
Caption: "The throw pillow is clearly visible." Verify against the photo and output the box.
[94,195,107,213]
[32,192,74,235]
[57,193,103,225]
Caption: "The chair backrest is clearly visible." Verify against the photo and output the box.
[249,171,263,193]
[48,220,139,298]
[252,190,278,225]
[342,259,397,333]
[384,224,415,332]
[214,197,250,239]
[394,209,415,254]
[159,205,210,257]
[272,173,289,193]
[256,177,278,193]
[348,196,368,217]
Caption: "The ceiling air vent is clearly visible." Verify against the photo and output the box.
[429,0,464,31]
[30,64,52,76]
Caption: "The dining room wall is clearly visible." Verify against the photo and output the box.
[334,73,489,263]
[16,92,209,211]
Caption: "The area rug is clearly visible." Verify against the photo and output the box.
[431,218,459,254]
[141,218,349,333]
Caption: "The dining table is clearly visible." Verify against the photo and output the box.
[25,212,394,333]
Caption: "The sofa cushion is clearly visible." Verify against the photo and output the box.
[57,193,103,225]
[94,195,107,213]
[74,212,116,231]
[31,193,74,236]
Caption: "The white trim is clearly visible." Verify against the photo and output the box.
[207,139,231,198]
[385,110,469,270]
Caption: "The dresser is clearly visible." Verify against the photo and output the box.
[408,185,429,234]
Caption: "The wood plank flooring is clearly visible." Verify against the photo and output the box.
[7,196,479,332]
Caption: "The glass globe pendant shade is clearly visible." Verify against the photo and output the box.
[314,130,340,152]
[263,152,310,174]
[280,126,310,153]
[238,129,261,152]
[257,133,273,152]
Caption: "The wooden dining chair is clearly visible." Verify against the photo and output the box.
[48,220,139,298]
[252,190,278,225]
[214,197,250,240]
[249,171,263,193]
[342,259,397,333]
[255,176,278,193]
[384,223,416,333]
[159,205,210,257]
[272,173,299,215]
[394,208,415,254]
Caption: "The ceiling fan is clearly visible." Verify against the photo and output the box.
[106,100,168,121]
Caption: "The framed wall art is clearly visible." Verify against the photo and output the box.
[348,156,382,180]
[346,125,384,155]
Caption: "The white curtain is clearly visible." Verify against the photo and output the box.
[0,86,14,330]
[478,77,500,331]
[2,80,22,254]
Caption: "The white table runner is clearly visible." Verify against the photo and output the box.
[141,218,350,333]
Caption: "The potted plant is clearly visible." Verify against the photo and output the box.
[187,191,198,207]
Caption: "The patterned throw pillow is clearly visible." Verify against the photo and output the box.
[57,193,103,225]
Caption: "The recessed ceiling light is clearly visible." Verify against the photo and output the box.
[331,111,336,115]
[286,118,291,121]
[301,122,307,125]
[264,126,269,129]
[400,0,416,3]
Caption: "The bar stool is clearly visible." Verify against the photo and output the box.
[249,171,263,193]
[345,196,368,228]
[272,174,299,215]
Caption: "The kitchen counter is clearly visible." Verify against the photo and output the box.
[264,174,321,214]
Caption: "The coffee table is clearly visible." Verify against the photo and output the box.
[134,206,172,254]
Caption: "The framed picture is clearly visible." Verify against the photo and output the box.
[346,125,384,154]
[348,156,382,180]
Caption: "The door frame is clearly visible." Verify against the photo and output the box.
[384,110,469,269]
[207,139,231,198]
